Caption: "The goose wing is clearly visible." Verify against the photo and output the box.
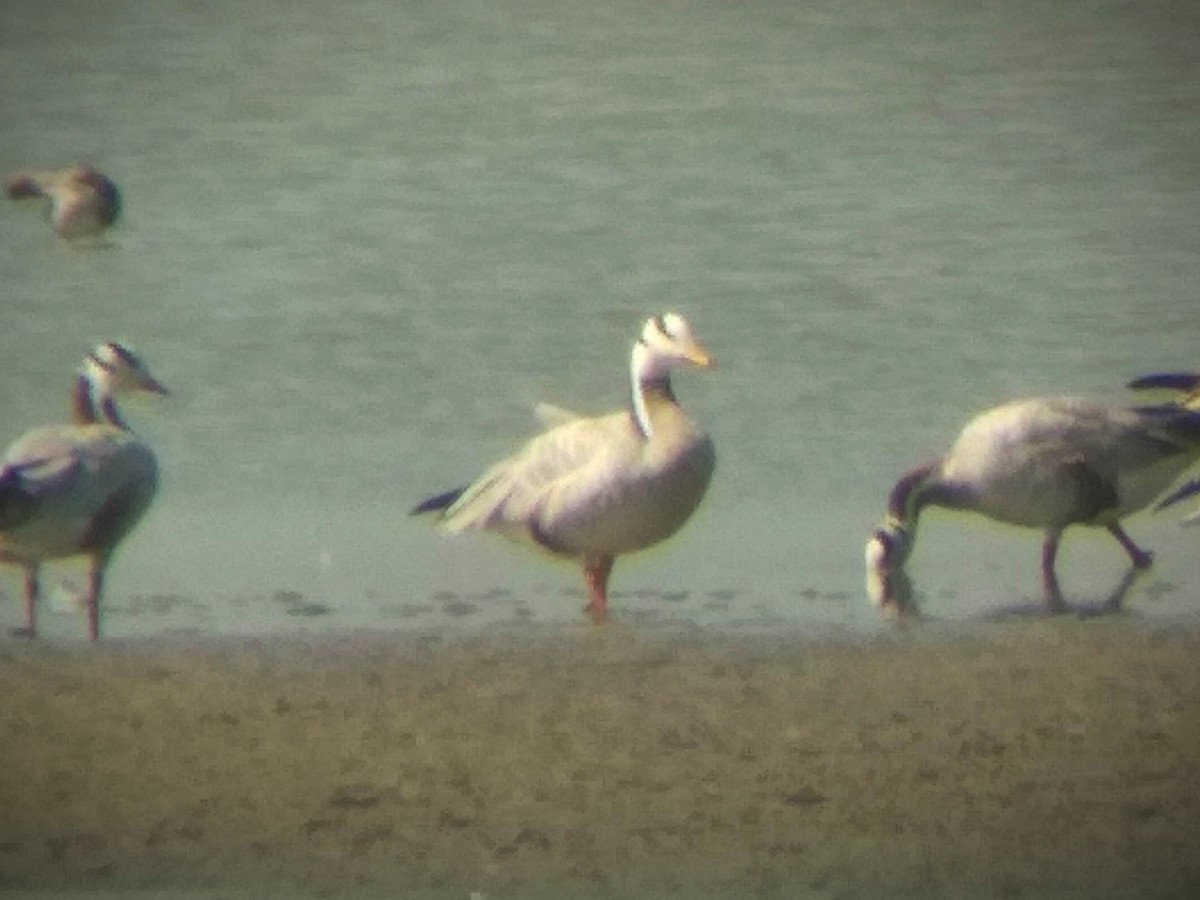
[1127,371,1200,396]
[2,430,90,515]
[1122,386,1200,520]
[1128,372,1200,417]
[1084,403,1200,464]
[1053,403,1200,498]
[944,399,1200,523]
[533,402,583,428]
[1007,400,1200,468]
[437,411,638,545]
[1080,404,1200,515]
[0,425,158,554]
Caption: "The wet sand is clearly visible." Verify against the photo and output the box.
[2,620,1199,899]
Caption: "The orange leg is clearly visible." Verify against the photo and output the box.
[12,567,39,638]
[85,558,105,642]
[1040,533,1066,612]
[582,556,614,623]
[1107,523,1154,570]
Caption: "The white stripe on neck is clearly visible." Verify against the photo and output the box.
[629,339,677,440]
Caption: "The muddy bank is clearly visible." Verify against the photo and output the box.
[1,621,1198,898]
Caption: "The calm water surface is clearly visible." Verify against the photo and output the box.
[2,0,1199,639]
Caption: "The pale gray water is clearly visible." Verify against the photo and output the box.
[2,0,1199,640]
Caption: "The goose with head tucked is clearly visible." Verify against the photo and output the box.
[865,395,1200,613]
[412,312,716,622]
[0,342,167,640]
[6,165,121,241]
[1127,371,1200,522]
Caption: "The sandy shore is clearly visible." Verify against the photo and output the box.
[2,619,1199,899]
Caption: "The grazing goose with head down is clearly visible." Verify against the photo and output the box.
[865,395,1200,613]
[0,342,167,640]
[1127,371,1200,522]
[412,312,716,622]
[6,165,121,240]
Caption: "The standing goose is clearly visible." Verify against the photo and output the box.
[6,165,121,240]
[0,342,167,640]
[1127,371,1200,522]
[865,396,1200,612]
[412,313,716,622]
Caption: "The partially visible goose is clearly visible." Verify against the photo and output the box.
[1128,371,1200,522]
[6,165,121,240]
[1128,371,1200,409]
[865,396,1200,612]
[412,313,716,622]
[0,342,167,640]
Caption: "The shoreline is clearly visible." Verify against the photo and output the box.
[2,620,1199,898]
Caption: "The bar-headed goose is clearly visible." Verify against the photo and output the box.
[1128,371,1200,522]
[413,312,716,622]
[6,165,121,240]
[866,396,1200,613]
[0,342,167,640]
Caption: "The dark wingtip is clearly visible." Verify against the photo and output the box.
[1156,477,1200,512]
[0,462,39,529]
[1132,402,1188,416]
[410,487,465,516]
[1127,372,1200,392]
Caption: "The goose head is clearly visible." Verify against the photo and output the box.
[83,341,169,398]
[74,341,168,427]
[630,312,714,383]
[628,313,713,439]
[865,521,915,613]
[865,462,933,612]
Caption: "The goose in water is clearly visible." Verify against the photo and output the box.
[0,342,167,640]
[1127,371,1200,522]
[412,313,716,622]
[6,165,121,240]
[865,396,1200,613]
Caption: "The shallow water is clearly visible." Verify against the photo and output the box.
[2,0,1199,640]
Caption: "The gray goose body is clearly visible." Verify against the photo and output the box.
[866,395,1200,612]
[6,165,121,240]
[413,312,715,621]
[0,343,166,640]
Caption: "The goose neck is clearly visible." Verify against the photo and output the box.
[628,341,678,441]
[887,461,939,529]
[70,373,129,430]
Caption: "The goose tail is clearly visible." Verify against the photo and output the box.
[1133,405,1200,443]
[1156,477,1200,513]
[410,486,465,517]
[1127,372,1200,393]
[1164,407,1200,443]
[0,460,40,529]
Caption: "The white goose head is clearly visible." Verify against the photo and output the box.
[864,462,934,613]
[75,341,168,427]
[865,524,915,613]
[629,312,713,439]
